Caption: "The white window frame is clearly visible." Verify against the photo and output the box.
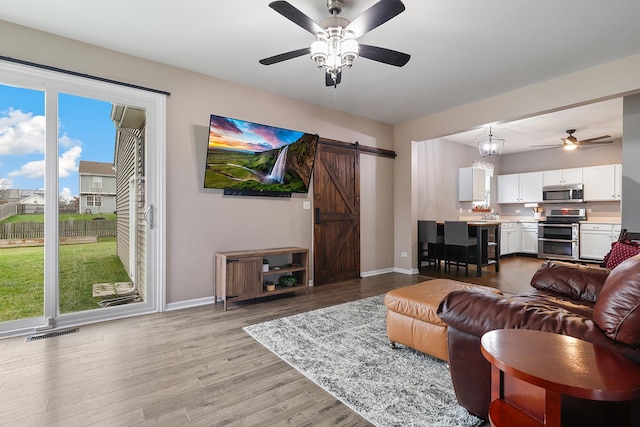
[0,59,166,337]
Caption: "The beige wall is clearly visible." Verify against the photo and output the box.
[416,139,499,223]
[501,139,622,174]
[395,54,640,271]
[0,21,395,304]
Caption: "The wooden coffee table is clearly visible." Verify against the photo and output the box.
[481,329,640,427]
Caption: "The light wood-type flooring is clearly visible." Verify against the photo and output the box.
[0,256,544,426]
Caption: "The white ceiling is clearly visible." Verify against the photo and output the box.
[1,0,638,152]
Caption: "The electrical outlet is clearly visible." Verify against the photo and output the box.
[515,209,521,214]
[586,208,592,213]
[303,201,311,210]
[459,208,463,214]
[401,252,408,257]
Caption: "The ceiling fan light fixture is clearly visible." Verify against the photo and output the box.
[341,38,359,65]
[310,40,328,68]
[563,143,579,151]
[477,126,505,158]
[261,0,410,87]
[310,28,359,79]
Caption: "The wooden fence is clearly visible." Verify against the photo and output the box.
[0,219,116,240]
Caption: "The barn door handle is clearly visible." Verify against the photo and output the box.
[315,208,321,224]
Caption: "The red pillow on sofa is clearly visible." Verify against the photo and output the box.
[604,240,640,269]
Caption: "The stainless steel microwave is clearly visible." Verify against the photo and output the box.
[542,184,584,203]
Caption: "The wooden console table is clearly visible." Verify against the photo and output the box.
[481,329,640,427]
[215,247,308,310]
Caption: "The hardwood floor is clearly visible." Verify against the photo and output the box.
[0,257,544,426]
[422,255,546,295]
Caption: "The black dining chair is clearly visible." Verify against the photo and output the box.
[444,221,477,276]
[418,220,444,270]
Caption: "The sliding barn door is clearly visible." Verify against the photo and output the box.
[313,142,360,285]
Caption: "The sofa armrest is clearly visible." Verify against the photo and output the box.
[437,290,597,338]
[530,260,610,302]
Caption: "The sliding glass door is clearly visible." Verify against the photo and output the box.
[0,60,165,337]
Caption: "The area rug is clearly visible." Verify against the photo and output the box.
[243,295,484,427]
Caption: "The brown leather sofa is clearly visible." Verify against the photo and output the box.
[437,254,640,425]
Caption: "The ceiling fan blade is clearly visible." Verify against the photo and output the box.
[359,44,410,67]
[259,47,310,65]
[579,140,615,145]
[325,70,342,87]
[269,1,324,35]
[345,0,406,38]
[531,144,562,148]
[578,135,612,143]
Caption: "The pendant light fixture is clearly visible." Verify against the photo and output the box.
[477,126,505,158]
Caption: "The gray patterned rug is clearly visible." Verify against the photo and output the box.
[243,295,484,427]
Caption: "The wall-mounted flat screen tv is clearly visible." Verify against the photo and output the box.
[204,114,318,196]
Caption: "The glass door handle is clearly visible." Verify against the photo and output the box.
[145,204,154,229]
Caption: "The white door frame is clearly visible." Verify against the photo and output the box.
[0,59,166,337]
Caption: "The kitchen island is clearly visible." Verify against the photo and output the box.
[426,221,501,277]
[467,221,501,277]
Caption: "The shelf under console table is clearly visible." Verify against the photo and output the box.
[214,247,309,311]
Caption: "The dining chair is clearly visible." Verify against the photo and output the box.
[418,220,444,270]
[444,221,477,276]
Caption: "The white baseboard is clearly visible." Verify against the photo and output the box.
[393,267,419,275]
[361,267,395,277]
[165,280,315,311]
[165,296,216,311]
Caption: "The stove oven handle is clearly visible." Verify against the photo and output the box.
[538,238,578,243]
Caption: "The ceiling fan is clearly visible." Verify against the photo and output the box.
[532,129,614,151]
[259,0,411,87]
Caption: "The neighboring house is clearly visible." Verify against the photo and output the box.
[0,189,45,205]
[17,193,45,214]
[111,104,146,301]
[78,161,116,214]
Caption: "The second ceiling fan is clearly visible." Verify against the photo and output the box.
[532,129,614,151]
[259,0,411,87]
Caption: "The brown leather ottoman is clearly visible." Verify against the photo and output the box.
[384,279,502,361]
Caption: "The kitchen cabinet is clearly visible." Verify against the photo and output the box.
[580,223,621,260]
[458,167,486,201]
[542,168,583,186]
[582,164,622,201]
[497,172,543,204]
[500,222,521,256]
[520,222,539,254]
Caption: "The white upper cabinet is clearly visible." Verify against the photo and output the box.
[497,174,519,204]
[497,172,542,204]
[458,167,486,201]
[519,172,543,203]
[583,164,622,201]
[542,168,583,186]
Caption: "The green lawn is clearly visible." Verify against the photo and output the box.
[0,238,132,322]
[0,213,116,224]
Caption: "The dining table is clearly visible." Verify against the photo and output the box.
[436,221,501,277]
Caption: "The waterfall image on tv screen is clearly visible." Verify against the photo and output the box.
[204,115,318,194]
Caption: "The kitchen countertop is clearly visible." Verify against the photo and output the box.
[460,216,621,224]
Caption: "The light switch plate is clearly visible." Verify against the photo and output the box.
[303,201,311,210]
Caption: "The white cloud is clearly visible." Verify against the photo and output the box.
[9,146,82,180]
[59,133,81,149]
[9,159,44,179]
[0,108,45,155]
[59,187,75,202]
[59,145,81,178]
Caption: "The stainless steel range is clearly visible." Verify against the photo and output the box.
[538,208,586,260]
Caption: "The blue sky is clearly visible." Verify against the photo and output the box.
[0,84,115,201]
